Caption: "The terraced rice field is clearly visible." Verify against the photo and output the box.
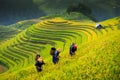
[0,17,120,80]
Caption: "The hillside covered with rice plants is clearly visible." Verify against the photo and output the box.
[0,17,120,80]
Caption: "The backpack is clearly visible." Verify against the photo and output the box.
[50,50,54,55]
[50,47,56,55]
[74,45,77,51]
[72,45,77,52]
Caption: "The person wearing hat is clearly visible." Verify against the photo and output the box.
[50,47,61,64]
[35,54,45,72]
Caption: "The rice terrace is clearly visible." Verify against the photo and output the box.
[0,0,120,80]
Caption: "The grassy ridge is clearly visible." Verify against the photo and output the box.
[17,30,120,80]
[0,17,120,80]
[0,19,40,43]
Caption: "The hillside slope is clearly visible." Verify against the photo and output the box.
[0,17,120,80]
[16,27,120,80]
[0,19,40,43]
[0,0,120,25]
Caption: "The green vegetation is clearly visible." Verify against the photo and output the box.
[1,0,120,25]
[0,26,18,42]
[33,0,120,21]
[0,17,120,80]
[0,19,40,43]
[41,12,90,20]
